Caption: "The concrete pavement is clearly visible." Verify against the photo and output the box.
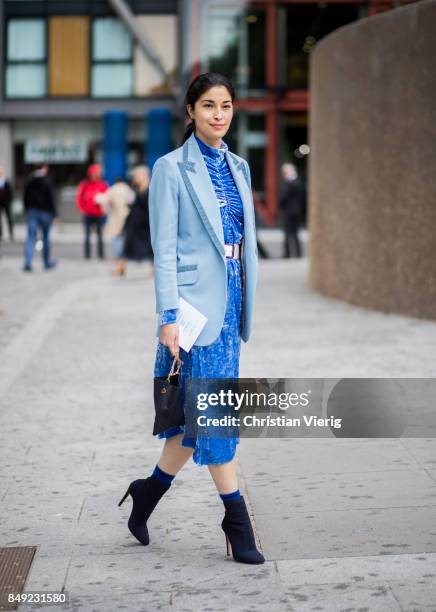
[0,223,307,261]
[1,253,436,611]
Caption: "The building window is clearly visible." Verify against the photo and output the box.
[91,17,133,97]
[49,16,90,97]
[280,4,363,90]
[133,15,177,97]
[198,4,265,95]
[5,18,47,98]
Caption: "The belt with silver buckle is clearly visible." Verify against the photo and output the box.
[224,243,241,259]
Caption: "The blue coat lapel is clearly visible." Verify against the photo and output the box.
[177,133,225,257]
[177,132,254,258]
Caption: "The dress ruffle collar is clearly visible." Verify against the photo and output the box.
[195,134,228,161]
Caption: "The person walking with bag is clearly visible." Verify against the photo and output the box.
[118,72,263,564]
[76,164,108,260]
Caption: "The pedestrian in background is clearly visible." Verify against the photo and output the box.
[252,188,269,259]
[121,165,154,276]
[279,162,306,258]
[23,164,57,272]
[0,165,14,246]
[98,176,134,276]
[76,164,108,260]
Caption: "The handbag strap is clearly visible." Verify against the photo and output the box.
[167,354,183,382]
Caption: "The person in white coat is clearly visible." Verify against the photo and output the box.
[97,177,134,275]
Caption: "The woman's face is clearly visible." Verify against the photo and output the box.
[133,167,149,188]
[187,85,233,146]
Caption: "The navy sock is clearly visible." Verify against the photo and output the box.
[151,464,175,486]
[219,489,241,502]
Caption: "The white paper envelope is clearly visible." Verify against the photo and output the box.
[176,297,208,352]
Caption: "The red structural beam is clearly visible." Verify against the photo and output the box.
[265,0,279,223]
[235,91,309,112]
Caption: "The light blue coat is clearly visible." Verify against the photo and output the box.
[148,131,258,346]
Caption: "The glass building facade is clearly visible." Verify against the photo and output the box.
[179,0,417,225]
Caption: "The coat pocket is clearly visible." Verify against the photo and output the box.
[177,268,198,285]
[177,264,198,272]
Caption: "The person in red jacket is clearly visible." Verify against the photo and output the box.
[76,164,109,259]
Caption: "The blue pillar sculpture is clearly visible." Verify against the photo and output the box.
[103,110,128,184]
[147,108,172,171]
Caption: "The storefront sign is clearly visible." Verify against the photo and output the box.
[25,140,88,163]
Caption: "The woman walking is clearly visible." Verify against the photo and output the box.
[121,165,154,277]
[98,176,134,275]
[119,73,263,564]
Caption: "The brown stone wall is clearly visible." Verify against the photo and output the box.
[308,0,436,320]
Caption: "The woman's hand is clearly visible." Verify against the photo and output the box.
[159,323,180,358]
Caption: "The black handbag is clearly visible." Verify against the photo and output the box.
[153,355,185,435]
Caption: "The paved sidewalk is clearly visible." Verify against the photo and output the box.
[1,255,436,611]
[0,223,308,260]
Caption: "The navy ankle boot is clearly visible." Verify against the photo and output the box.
[118,477,171,545]
[221,495,265,564]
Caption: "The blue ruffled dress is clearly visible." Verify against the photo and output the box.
[152,134,244,465]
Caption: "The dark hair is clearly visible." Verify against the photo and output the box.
[181,72,235,144]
